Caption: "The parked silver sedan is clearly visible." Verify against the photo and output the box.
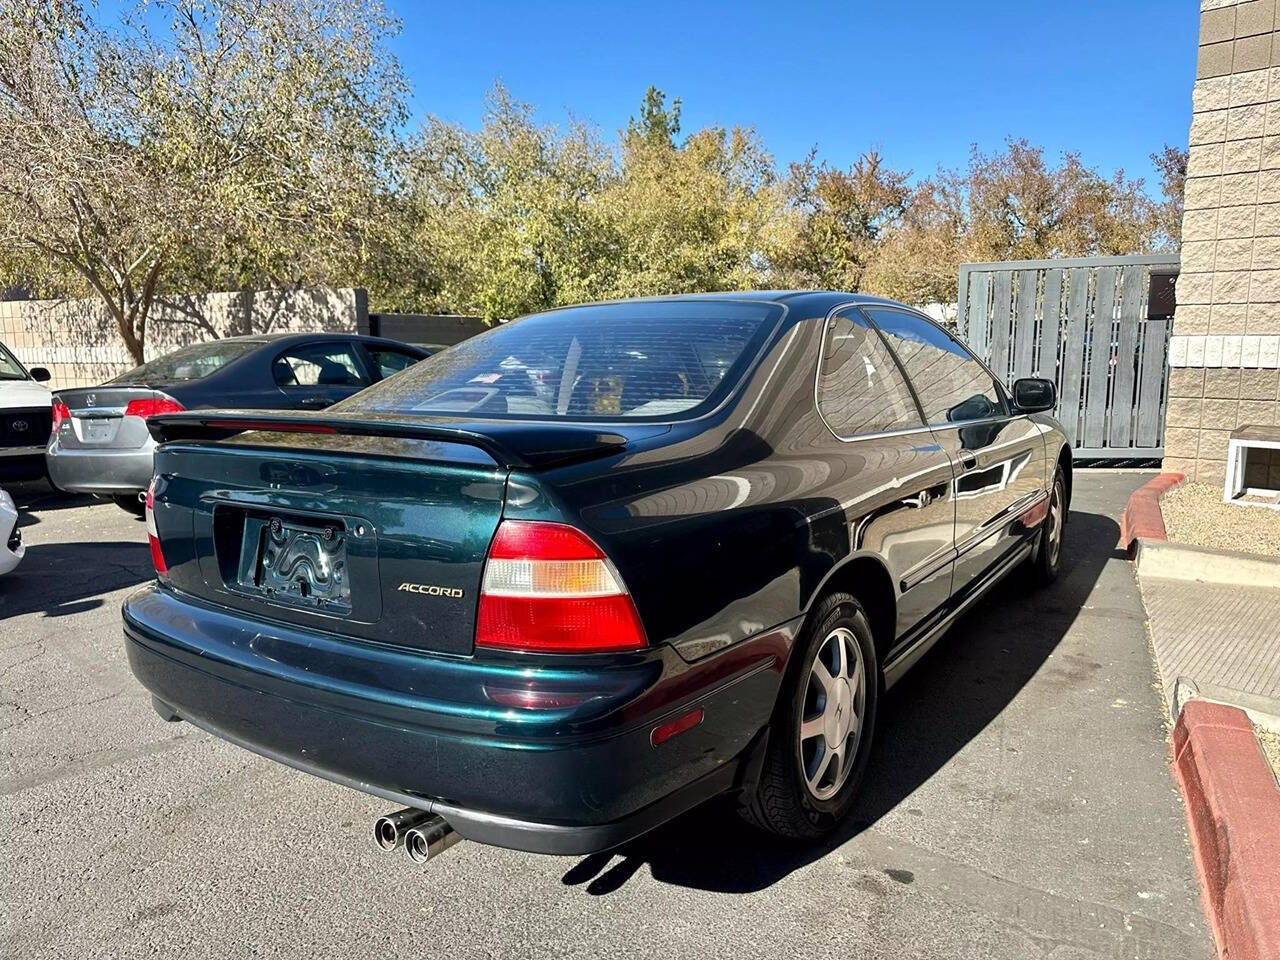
[47,333,430,512]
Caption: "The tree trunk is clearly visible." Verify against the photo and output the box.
[116,310,145,366]
[114,258,164,367]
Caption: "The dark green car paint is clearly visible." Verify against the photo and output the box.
[122,291,1071,855]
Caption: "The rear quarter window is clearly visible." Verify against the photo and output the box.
[336,301,782,422]
[817,311,922,437]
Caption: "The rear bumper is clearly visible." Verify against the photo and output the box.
[46,442,154,494]
[122,585,793,854]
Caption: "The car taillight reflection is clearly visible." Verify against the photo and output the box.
[145,480,168,578]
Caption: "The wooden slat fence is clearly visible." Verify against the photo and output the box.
[957,254,1179,459]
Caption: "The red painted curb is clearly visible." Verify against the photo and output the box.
[1173,700,1280,960]
[1119,472,1184,554]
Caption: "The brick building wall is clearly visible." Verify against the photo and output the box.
[1171,0,1280,483]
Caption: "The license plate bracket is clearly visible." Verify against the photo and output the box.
[83,419,117,443]
[235,513,352,612]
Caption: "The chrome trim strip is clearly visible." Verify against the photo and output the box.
[953,490,1047,558]
[954,517,1008,558]
[900,549,957,592]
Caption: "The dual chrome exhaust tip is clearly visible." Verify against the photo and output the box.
[374,808,462,864]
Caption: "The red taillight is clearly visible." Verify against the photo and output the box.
[51,401,70,434]
[125,396,185,419]
[475,520,647,653]
[145,481,168,578]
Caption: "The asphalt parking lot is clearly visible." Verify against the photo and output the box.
[1,472,1210,960]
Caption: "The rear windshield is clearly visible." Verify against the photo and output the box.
[111,340,260,384]
[338,300,781,421]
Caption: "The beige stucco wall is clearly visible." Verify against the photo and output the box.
[1171,0,1280,482]
[0,288,366,390]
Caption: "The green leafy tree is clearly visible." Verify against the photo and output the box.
[869,139,1181,304]
[625,85,681,151]
[0,0,405,362]
[771,149,911,292]
[387,84,616,319]
[599,115,780,299]
[1151,144,1188,247]
[385,85,780,318]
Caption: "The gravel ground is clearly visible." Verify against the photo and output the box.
[1160,481,1280,557]
[1259,727,1280,783]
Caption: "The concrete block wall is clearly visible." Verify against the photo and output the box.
[1174,0,1280,483]
[0,288,366,390]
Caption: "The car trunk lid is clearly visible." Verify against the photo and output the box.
[147,412,665,655]
[54,386,172,450]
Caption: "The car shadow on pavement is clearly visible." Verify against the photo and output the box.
[561,506,1122,896]
[0,540,152,618]
[4,478,100,521]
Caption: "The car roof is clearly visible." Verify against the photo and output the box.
[213,331,423,349]
[529,290,919,314]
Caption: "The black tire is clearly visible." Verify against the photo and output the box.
[112,493,146,517]
[741,592,879,839]
[1031,466,1067,585]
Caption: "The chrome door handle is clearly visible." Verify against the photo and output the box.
[958,451,978,471]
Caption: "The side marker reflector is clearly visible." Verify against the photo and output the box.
[651,708,704,746]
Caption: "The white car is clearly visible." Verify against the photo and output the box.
[0,340,53,482]
[0,487,22,575]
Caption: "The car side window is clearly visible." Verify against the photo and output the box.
[863,308,1007,425]
[273,344,368,388]
[817,311,923,438]
[367,347,423,380]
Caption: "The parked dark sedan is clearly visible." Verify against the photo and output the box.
[47,332,429,511]
[122,292,1070,861]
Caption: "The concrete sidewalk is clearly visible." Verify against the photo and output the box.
[1141,576,1280,722]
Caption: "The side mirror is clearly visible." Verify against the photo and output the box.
[1012,377,1056,413]
[29,367,51,382]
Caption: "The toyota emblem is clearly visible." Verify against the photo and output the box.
[11,419,28,432]
[86,393,96,407]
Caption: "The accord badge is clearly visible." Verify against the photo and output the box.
[397,582,464,598]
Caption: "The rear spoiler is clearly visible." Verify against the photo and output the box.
[147,411,638,471]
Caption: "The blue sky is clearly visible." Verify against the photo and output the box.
[393,0,1199,192]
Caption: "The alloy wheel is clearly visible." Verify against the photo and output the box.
[798,626,867,800]
[1047,478,1064,568]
